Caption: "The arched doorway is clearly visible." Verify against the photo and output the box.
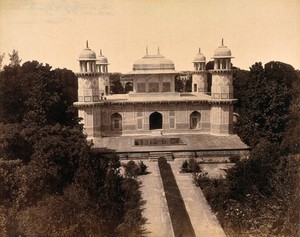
[190,111,201,129]
[149,112,163,130]
[111,113,122,131]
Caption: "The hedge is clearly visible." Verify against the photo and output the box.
[158,157,196,237]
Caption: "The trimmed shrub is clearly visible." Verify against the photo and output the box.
[180,158,201,173]
[124,161,140,178]
[123,161,149,178]
[181,160,189,172]
[138,161,148,175]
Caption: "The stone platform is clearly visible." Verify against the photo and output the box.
[92,133,249,159]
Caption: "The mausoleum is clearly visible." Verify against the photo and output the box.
[74,40,249,158]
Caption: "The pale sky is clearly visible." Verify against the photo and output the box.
[0,0,299,73]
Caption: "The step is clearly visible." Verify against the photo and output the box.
[149,152,174,161]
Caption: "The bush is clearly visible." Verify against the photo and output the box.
[193,172,229,212]
[138,161,148,175]
[123,161,140,178]
[195,151,300,237]
[229,154,241,163]
[180,158,201,173]
[181,160,189,172]
[123,161,148,178]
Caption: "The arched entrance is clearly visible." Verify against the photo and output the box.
[149,112,163,130]
[190,111,201,129]
[111,113,122,131]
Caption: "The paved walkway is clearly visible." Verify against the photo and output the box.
[139,161,174,237]
[138,160,226,237]
[169,159,227,237]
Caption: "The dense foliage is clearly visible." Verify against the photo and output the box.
[158,157,196,237]
[195,61,300,237]
[0,59,146,237]
[110,73,125,94]
[0,61,78,125]
[236,61,298,148]
[175,74,192,92]
[123,160,148,178]
[180,158,201,173]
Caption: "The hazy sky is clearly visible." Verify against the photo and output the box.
[0,0,299,73]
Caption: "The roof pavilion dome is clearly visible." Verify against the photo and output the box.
[132,47,176,74]
[193,48,206,62]
[213,39,233,58]
[79,41,96,60]
[97,49,109,65]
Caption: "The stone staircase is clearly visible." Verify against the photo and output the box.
[149,151,173,161]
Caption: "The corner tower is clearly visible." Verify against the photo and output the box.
[192,48,208,93]
[76,41,103,137]
[77,41,99,103]
[211,39,234,99]
[96,49,110,96]
[210,39,235,135]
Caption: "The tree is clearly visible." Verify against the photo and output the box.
[185,74,192,92]
[0,52,5,71]
[0,59,147,237]
[0,61,79,126]
[8,50,21,67]
[213,61,300,236]
[233,69,249,112]
[124,82,133,93]
[0,123,32,163]
[236,62,296,147]
[17,184,105,237]
[110,73,124,94]
[175,75,184,92]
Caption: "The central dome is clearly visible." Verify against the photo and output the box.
[132,53,175,73]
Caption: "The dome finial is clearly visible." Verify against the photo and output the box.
[221,38,224,46]
[199,48,201,53]
[157,46,160,54]
[100,49,102,55]
[86,40,89,48]
[146,46,148,55]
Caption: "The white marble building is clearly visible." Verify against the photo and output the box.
[74,40,236,138]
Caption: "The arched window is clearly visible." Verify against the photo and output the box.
[111,113,122,131]
[222,59,226,69]
[149,112,163,130]
[190,111,201,129]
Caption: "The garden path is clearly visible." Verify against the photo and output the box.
[169,159,227,237]
[139,161,174,237]
[138,159,226,237]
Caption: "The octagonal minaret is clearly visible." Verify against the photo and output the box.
[210,39,234,100]
[77,41,99,103]
[209,39,235,135]
[96,49,110,96]
[76,41,103,137]
[192,48,208,93]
